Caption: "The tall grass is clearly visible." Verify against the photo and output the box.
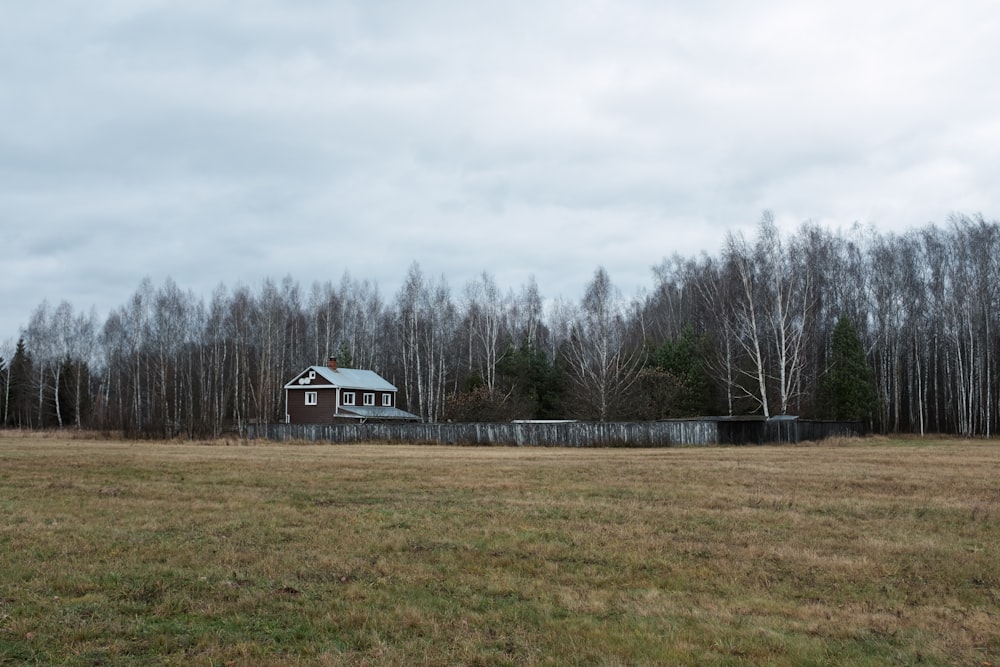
[0,432,997,665]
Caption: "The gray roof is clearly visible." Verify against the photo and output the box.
[285,366,397,392]
[337,405,420,421]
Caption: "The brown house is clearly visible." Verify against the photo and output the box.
[284,357,419,424]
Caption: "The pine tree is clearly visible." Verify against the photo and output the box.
[6,338,33,427]
[496,343,564,419]
[818,317,877,421]
[648,326,713,417]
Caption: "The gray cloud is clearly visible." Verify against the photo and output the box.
[3,1,1000,337]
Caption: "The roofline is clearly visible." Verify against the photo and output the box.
[284,383,399,392]
[285,365,399,392]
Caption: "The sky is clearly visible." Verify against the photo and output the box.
[3,1,1000,342]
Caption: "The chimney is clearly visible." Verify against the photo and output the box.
[327,356,338,371]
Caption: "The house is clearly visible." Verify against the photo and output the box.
[284,357,419,423]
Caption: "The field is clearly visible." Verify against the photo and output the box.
[0,433,998,666]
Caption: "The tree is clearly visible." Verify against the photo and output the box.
[769,221,817,415]
[647,326,713,417]
[510,275,544,348]
[339,273,386,372]
[6,214,1000,438]
[559,267,644,421]
[445,385,517,422]
[461,272,510,397]
[307,279,340,367]
[689,254,742,415]
[818,316,877,421]
[496,342,564,419]
[57,355,92,429]
[721,213,816,417]
[0,351,6,424]
[5,338,33,427]
[724,229,771,416]
[394,263,456,422]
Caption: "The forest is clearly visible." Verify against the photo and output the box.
[1,212,997,438]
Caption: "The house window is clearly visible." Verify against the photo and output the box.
[364,392,375,406]
[382,394,392,407]
[342,391,355,406]
[305,391,317,406]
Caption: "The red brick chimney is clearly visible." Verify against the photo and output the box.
[327,356,338,371]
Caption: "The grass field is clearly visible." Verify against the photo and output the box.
[0,432,998,666]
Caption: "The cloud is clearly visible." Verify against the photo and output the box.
[2,1,1000,338]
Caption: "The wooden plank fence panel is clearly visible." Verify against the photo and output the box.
[246,418,865,447]
[247,421,723,447]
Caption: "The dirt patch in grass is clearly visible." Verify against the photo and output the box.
[1,431,998,665]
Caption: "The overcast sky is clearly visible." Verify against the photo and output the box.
[3,1,999,342]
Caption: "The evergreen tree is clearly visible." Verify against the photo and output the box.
[335,344,354,369]
[647,326,714,417]
[620,366,686,421]
[496,343,564,419]
[818,316,877,421]
[6,338,33,427]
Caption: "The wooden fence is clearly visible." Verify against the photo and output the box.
[247,418,865,447]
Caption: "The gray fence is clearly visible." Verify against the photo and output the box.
[247,418,864,447]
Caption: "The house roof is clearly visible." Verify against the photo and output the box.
[337,405,420,421]
[284,366,397,392]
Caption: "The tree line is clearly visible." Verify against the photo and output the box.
[1,213,997,437]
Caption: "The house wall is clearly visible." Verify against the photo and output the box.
[286,388,396,423]
[339,390,394,409]
[286,388,339,424]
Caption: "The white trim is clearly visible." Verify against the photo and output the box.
[342,391,355,406]
[382,393,392,406]
[364,392,375,406]
[305,391,317,406]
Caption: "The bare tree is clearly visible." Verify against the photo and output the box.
[67,307,98,429]
[0,338,11,425]
[689,254,740,415]
[724,230,771,417]
[559,267,644,421]
[307,279,340,365]
[510,275,544,348]
[202,284,232,436]
[394,264,456,422]
[461,272,510,396]
[759,216,815,415]
[7,213,1000,437]
[340,273,385,372]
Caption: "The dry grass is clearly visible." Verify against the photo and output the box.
[0,431,998,665]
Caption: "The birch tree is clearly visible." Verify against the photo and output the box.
[308,280,340,365]
[559,267,644,421]
[759,216,815,415]
[511,275,544,348]
[394,263,456,422]
[724,231,771,416]
[462,272,510,396]
[340,274,385,372]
